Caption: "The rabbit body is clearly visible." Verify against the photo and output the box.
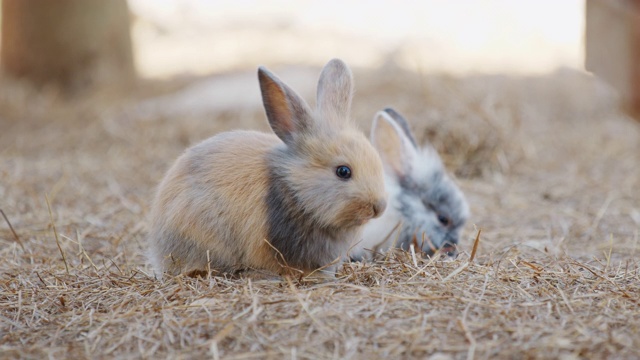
[148,59,387,276]
[353,109,469,260]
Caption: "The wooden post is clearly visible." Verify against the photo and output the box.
[586,0,640,119]
[1,0,135,92]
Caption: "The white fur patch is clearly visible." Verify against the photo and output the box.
[412,146,444,181]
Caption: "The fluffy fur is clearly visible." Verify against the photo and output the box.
[352,108,469,260]
[148,59,387,277]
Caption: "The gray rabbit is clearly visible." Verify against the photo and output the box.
[352,108,469,260]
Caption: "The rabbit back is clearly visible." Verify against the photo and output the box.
[149,130,281,275]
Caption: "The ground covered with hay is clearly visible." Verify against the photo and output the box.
[1,66,639,359]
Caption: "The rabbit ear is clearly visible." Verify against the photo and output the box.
[258,66,314,145]
[316,59,354,126]
[383,108,418,148]
[371,110,417,178]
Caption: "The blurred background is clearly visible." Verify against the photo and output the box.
[128,0,584,77]
[0,0,638,260]
[0,0,588,90]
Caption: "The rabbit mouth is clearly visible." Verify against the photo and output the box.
[423,243,458,258]
[437,244,458,258]
[340,213,374,228]
[353,218,370,226]
[341,212,379,228]
[404,231,458,258]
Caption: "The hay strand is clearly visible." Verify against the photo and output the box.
[469,228,482,263]
[1,209,24,251]
[45,194,69,274]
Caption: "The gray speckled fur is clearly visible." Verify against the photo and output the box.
[266,147,353,269]
[395,173,467,255]
[386,108,468,255]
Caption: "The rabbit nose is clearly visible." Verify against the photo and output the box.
[441,244,458,258]
[372,198,387,218]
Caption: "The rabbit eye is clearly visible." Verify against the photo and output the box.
[336,165,352,179]
[437,214,450,226]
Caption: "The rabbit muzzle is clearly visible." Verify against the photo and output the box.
[423,239,458,258]
[372,198,387,218]
[362,197,387,222]
[341,196,387,227]
[439,244,458,258]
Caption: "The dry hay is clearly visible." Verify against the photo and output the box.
[1,240,638,359]
[1,65,639,359]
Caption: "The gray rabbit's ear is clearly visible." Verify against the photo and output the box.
[259,66,314,145]
[383,108,418,148]
[316,59,354,126]
[371,111,417,178]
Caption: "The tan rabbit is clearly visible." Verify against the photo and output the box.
[148,59,387,277]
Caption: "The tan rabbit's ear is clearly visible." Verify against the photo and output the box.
[316,59,353,125]
[371,110,417,178]
[258,66,314,145]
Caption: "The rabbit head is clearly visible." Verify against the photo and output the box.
[361,108,469,258]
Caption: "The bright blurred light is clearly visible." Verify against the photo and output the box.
[129,0,584,78]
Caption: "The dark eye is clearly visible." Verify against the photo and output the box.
[437,214,450,226]
[335,165,352,179]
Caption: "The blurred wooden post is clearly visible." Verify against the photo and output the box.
[586,0,640,119]
[1,0,135,92]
